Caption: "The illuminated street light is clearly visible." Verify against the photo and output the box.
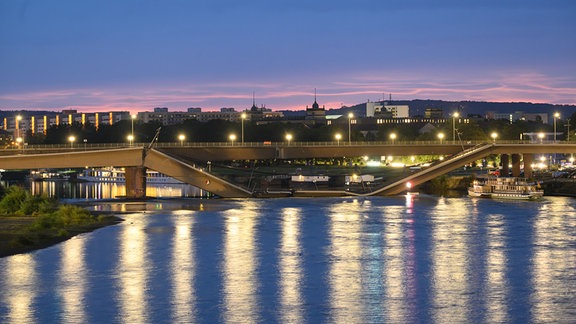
[229,134,236,146]
[68,135,76,148]
[437,132,445,144]
[131,113,137,139]
[390,133,397,144]
[285,133,293,145]
[15,137,23,146]
[538,132,544,144]
[127,134,134,146]
[241,112,247,144]
[178,134,185,146]
[452,112,459,142]
[348,112,353,145]
[335,133,342,146]
[554,112,560,143]
[491,132,498,143]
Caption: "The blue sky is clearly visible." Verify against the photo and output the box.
[1,0,575,112]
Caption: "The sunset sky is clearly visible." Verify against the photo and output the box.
[1,0,575,112]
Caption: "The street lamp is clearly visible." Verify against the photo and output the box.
[241,112,247,144]
[437,132,445,144]
[68,135,76,148]
[553,112,560,142]
[285,133,293,145]
[452,112,459,142]
[491,132,498,143]
[390,133,397,144]
[131,113,136,139]
[335,133,342,146]
[348,112,353,145]
[538,132,544,144]
[178,134,185,146]
[15,137,23,147]
[229,134,236,146]
[127,134,134,146]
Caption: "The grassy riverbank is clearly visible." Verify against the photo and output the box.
[0,186,123,258]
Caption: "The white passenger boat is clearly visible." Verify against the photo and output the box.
[468,176,543,200]
[79,167,183,184]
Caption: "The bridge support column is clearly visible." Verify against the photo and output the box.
[511,154,521,177]
[501,154,510,176]
[523,154,534,179]
[125,166,146,199]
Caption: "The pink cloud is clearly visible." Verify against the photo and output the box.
[1,70,574,113]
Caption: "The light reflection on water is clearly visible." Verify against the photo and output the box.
[58,237,88,323]
[531,198,576,323]
[222,201,259,323]
[3,255,37,324]
[279,207,303,323]
[117,216,150,323]
[430,197,472,323]
[29,181,205,199]
[171,211,196,323]
[328,199,363,322]
[0,196,575,323]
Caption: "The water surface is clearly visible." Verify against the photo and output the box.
[1,195,575,323]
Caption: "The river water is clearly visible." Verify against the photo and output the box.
[0,183,575,323]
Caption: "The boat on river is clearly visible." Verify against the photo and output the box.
[468,176,543,200]
[79,167,183,184]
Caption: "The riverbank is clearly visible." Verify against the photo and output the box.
[0,214,123,258]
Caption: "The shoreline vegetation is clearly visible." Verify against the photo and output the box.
[0,186,122,258]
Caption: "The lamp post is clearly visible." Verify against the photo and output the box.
[241,113,247,144]
[68,135,76,148]
[127,134,134,146]
[229,134,236,146]
[553,112,560,143]
[131,113,136,138]
[83,139,87,150]
[390,133,397,144]
[491,132,498,143]
[437,132,445,144]
[178,134,185,146]
[348,112,353,145]
[452,112,459,142]
[538,132,544,144]
[335,133,342,146]
[285,133,293,145]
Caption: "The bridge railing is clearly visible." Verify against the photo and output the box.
[1,139,568,151]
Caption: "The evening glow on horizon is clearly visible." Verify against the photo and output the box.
[1,1,575,112]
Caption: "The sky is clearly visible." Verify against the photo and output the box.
[1,0,575,113]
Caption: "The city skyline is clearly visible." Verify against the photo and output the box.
[1,1,575,112]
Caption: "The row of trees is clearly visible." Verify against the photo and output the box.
[17,113,576,145]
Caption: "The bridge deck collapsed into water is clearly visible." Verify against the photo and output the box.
[1,142,575,198]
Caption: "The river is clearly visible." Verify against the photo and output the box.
[0,183,575,323]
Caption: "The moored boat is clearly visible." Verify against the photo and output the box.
[468,176,543,200]
[79,167,183,184]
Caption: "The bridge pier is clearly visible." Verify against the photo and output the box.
[125,166,147,198]
[523,154,534,179]
[501,154,510,176]
[511,154,521,177]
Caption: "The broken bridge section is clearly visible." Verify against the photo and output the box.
[143,149,253,198]
[367,144,495,196]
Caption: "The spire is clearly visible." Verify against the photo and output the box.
[251,91,258,111]
[312,88,319,109]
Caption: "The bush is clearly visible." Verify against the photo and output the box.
[30,205,96,230]
[0,186,28,214]
[0,186,58,216]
